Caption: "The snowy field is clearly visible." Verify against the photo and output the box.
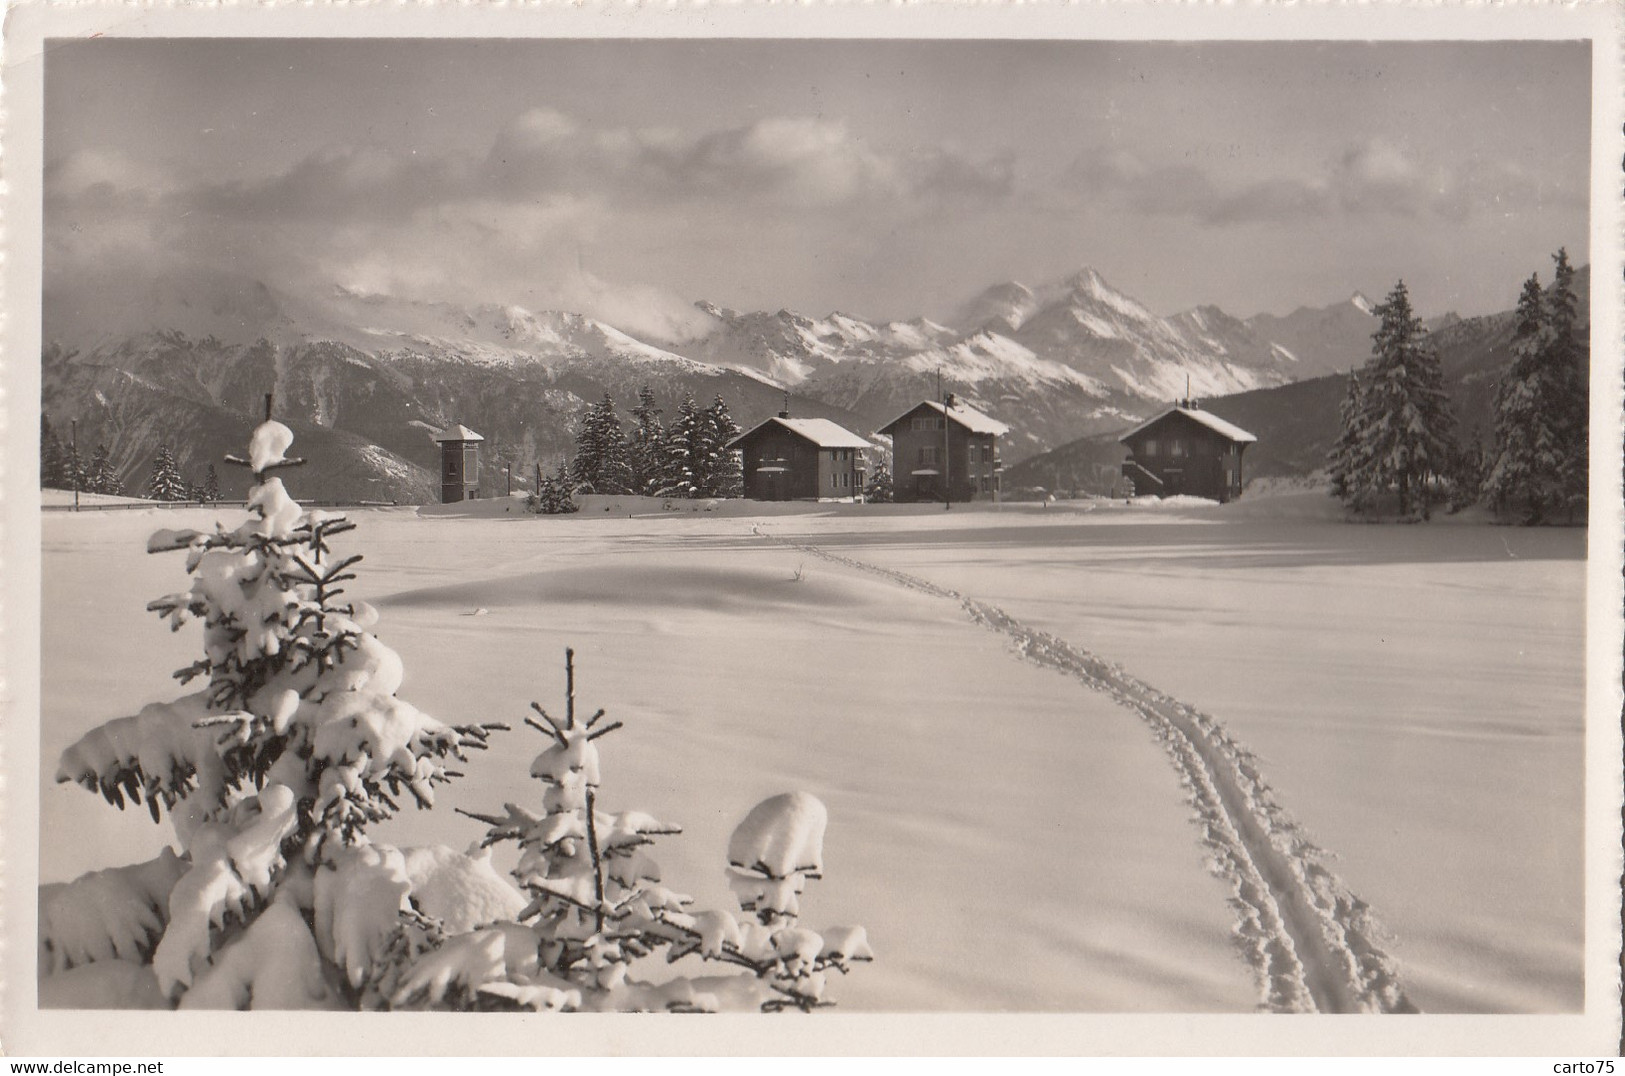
[37,492,1586,1013]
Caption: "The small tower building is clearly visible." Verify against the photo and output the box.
[435,424,484,503]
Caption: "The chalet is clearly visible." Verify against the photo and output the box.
[1118,405,1257,503]
[727,413,873,501]
[878,398,1009,504]
[434,423,484,503]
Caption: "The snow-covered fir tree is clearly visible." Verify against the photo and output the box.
[863,459,894,503]
[626,386,665,497]
[45,417,501,1009]
[1483,273,1564,522]
[88,444,124,496]
[528,462,581,514]
[63,441,89,496]
[145,445,189,502]
[1545,248,1589,516]
[1327,369,1373,509]
[569,392,632,496]
[1330,280,1456,518]
[202,463,221,504]
[421,649,872,1012]
[1480,250,1589,524]
[1444,430,1486,514]
[40,415,67,489]
[659,393,703,498]
[700,395,744,498]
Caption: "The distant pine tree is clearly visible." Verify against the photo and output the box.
[659,393,703,498]
[699,395,743,498]
[203,463,221,504]
[1484,273,1560,521]
[528,462,580,514]
[64,442,89,497]
[1350,280,1456,517]
[1327,369,1373,510]
[627,386,665,496]
[863,459,895,503]
[88,444,124,496]
[569,392,632,495]
[1483,250,1589,524]
[40,415,67,489]
[145,445,189,502]
[1546,249,1589,516]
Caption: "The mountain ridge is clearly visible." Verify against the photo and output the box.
[41,263,1481,502]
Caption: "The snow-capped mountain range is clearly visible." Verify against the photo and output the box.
[42,264,1386,502]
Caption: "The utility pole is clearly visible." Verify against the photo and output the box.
[70,419,79,512]
[939,368,951,512]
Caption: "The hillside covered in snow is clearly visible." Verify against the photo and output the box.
[42,264,1389,503]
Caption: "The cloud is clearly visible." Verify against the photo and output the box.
[44,148,171,206]
[483,110,1006,210]
[1065,137,1578,226]
[43,106,1021,332]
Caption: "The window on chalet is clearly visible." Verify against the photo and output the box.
[1143,439,1158,457]
[919,446,939,465]
[1171,439,1185,457]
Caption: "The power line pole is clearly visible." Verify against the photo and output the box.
[70,419,79,512]
[939,368,951,512]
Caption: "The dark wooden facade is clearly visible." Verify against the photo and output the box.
[878,400,1008,504]
[727,415,871,501]
[1118,407,1256,503]
[435,424,484,503]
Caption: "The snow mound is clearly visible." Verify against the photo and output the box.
[39,959,168,1009]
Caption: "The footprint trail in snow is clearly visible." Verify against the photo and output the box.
[753,526,1417,1015]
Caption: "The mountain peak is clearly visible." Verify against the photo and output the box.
[1062,266,1111,293]
[955,280,1040,333]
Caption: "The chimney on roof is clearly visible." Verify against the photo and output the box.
[779,390,790,420]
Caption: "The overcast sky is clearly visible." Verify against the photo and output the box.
[44,38,1591,337]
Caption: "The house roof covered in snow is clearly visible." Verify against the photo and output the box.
[1117,406,1257,445]
[433,424,485,443]
[877,399,1010,437]
[727,416,874,451]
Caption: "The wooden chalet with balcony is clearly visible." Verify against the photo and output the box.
[1118,405,1257,503]
[877,397,1009,504]
[727,413,873,501]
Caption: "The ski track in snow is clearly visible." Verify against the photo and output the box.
[751,525,1416,1015]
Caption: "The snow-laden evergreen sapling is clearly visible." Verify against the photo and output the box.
[1545,249,1589,516]
[1329,280,1456,518]
[1327,368,1373,510]
[527,462,580,514]
[627,386,665,496]
[48,416,504,1008]
[701,395,744,498]
[863,459,894,504]
[146,444,189,502]
[1484,249,1588,523]
[89,443,125,496]
[41,414,68,489]
[64,440,89,496]
[570,392,633,495]
[409,649,873,1012]
[658,392,703,498]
